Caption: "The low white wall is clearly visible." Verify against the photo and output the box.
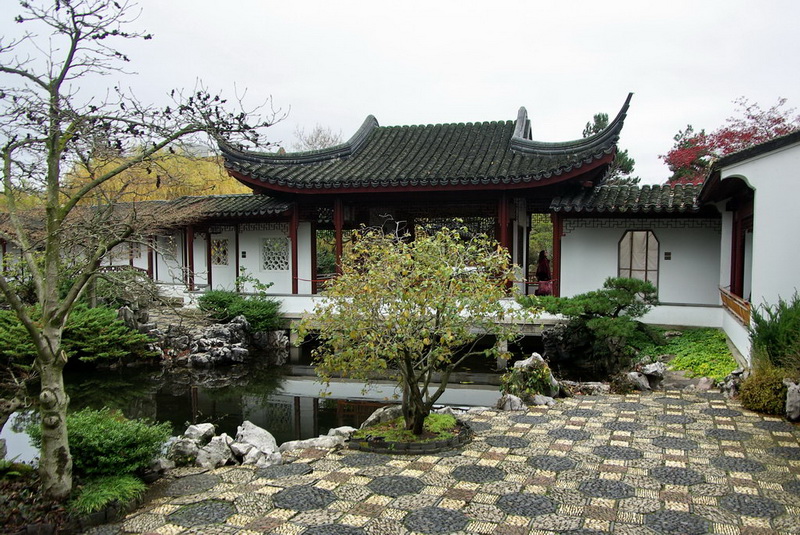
[641,305,722,328]
[721,309,751,365]
[560,218,721,306]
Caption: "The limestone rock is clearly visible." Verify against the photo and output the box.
[514,352,546,369]
[169,438,200,461]
[255,452,283,467]
[784,380,800,422]
[196,435,233,468]
[236,421,278,454]
[496,394,525,411]
[242,447,264,465]
[184,423,216,443]
[642,362,667,390]
[149,457,175,473]
[279,435,344,452]
[230,441,254,459]
[696,377,715,391]
[627,372,651,391]
[532,394,555,407]
[327,426,358,438]
[360,405,404,429]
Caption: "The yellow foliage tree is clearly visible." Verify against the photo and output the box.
[65,150,250,202]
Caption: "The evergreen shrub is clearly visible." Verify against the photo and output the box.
[29,408,171,478]
[751,293,800,372]
[0,305,156,364]
[739,365,794,416]
[198,290,282,332]
[69,474,146,514]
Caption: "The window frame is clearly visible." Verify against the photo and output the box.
[617,229,659,289]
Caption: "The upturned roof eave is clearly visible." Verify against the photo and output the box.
[225,152,615,196]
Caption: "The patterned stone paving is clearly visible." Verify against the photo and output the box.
[101,390,800,535]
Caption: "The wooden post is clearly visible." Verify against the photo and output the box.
[206,230,213,291]
[551,213,562,297]
[187,225,195,292]
[146,236,154,279]
[234,223,240,292]
[290,204,299,295]
[334,199,344,274]
[310,220,318,294]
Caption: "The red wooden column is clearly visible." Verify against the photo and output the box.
[551,213,563,297]
[186,226,195,291]
[205,230,213,290]
[146,236,154,279]
[234,224,241,292]
[290,204,299,294]
[333,199,344,274]
[310,220,318,294]
[497,194,511,252]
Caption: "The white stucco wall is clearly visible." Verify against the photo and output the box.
[560,217,722,327]
[720,140,800,309]
[154,232,185,285]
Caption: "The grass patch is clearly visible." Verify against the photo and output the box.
[636,328,738,381]
[352,413,458,443]
[69,475,146,515]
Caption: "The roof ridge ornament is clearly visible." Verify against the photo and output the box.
[510,93,633,156]
[218,115,379,165]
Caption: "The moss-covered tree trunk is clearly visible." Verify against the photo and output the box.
[36,328,72,500]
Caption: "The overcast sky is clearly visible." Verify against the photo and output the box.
[5,0,800,184]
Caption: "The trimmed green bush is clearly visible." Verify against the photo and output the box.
[739,367,792,416]
[69,474,146,515]
[29,408,171,478]
[519,277,659,379]
[198,290,282,332]
[0,305,157,364]
[751,293,800,372]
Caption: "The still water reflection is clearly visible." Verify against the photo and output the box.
[2,362,501,463]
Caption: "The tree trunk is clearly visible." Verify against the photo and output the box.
[37,346,72,500]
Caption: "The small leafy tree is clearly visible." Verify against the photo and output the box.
[0,0,273,499]
[299,226,522,435]
[662,97,800,184]
[520,277,658,379]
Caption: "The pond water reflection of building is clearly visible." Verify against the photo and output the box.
[2,365,502,463]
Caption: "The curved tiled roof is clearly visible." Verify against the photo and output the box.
[220,95,632,193]
[172,194,290,218]
[550,184,702,214]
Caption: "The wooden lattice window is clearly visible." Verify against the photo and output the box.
[262,237,290,271]
[618,230,658,288]
[211,239,229,266]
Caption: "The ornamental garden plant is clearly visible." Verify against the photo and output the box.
[299,226,523,435]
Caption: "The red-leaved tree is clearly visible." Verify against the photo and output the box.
[662,97,800,184]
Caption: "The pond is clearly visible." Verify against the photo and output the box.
[1,361,504,464]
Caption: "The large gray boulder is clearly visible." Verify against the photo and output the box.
[785,380,800,422]
[236,420,278,454]
[496,394,525,411]
[641,362,667,389]
[279,435,344,452]
[626,372,651,391]
[184,423,216,443]
[170,437,200,461]
[195,434,234,468]
[360,405,404,429]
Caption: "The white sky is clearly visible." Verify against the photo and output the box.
[5,0,800,184]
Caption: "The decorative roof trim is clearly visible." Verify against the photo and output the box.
[218,115,379,165]
[510,93,632,156]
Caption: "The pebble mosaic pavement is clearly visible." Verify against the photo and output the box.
[85,391,800,535]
